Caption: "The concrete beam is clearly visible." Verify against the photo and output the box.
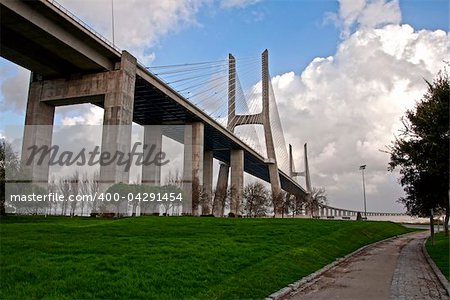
[1,0,116,75]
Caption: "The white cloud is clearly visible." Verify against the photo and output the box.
[0,64,30,113]
[58,0,209,65]
[330,0,401,38]
[273,24,449,212]
[221,0,261,9]
[60,105,103,126]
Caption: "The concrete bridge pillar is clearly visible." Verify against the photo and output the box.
[213,163,228,217]
[183,123,204,215]
[21,73,56,186]
[22,51,138,191]
[230,149,244,216]
[142,125,162,214]
[142,125,162,186]
[202,150,213,215]
[99,51,136,190]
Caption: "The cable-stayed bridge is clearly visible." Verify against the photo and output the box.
[1,0,404,218]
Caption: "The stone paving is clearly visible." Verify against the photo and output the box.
[390,232,448,300]
[284,231,449,300]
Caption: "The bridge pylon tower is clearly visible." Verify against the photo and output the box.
[212,50,283,216]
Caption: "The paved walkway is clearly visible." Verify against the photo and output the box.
[285,231,449,300]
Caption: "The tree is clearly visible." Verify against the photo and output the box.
[69,172,79,217]
[271,191,285,216]
[387,70,449,235]
[58,177,71,216]
[0,139,20,216]
[105,183,131,216]
[286,194,304,217]
[305,187,327,217]
[242,182,270,217]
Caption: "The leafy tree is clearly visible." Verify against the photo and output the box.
[387,70,449,235]
[242,182,270,217]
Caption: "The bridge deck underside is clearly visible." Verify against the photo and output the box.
[133,76,272,184]
[0,2,119,78]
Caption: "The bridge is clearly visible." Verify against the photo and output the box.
[1,0,405,218]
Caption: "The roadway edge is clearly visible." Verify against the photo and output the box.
[265,231,419,300]
[422,236,450,296]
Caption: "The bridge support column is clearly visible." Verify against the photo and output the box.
[202,150,213,215]
[21,73,56,185]
[100,51,137,193]
[182,122,204,216]
[213,163,229,217]
[230,149,244,216]
[142,125,163,215]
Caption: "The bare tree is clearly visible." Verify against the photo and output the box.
[58,177,71,216]
[160,171,184,216]
[69,172,79,217]
[305,187,327,217]
[280,192,294,218]
[271,192,285,217]
[48,176,57,216]
[242,182,270,217]
[286,194,304,217]
[79,172,95,217]
[89,171,100,215]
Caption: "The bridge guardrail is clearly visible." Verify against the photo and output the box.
[45,0,122,54]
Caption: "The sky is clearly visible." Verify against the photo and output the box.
[0,0,449,213]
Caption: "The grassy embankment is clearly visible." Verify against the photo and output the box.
[0,216,413,299]
[426,232,449,281]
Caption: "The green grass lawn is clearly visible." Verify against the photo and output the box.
[0,216,412,299]
[426,232,449,281]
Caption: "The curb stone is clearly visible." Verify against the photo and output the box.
[422,236,450,296]
[266,231,419,300]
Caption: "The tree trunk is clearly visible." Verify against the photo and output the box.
[430,210,435,245]
[444,207,449,236]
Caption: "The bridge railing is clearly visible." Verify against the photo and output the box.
[45,0,122,54]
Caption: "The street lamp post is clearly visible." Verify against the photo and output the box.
[359,165,367,218]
